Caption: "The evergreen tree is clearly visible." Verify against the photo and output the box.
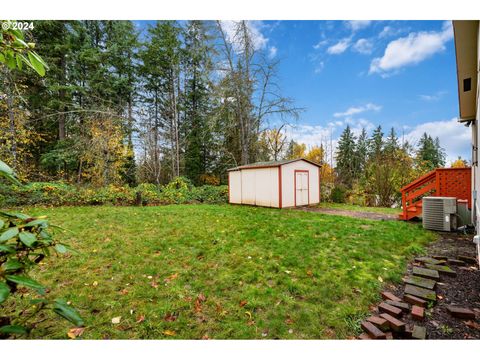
[384,127,399,154]
[416,132,445,170]
[335,125,357,187]
[355,127,369,174]
[183,21,215,185]
[369,125,384,159]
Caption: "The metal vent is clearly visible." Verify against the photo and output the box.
[422,197,457,232]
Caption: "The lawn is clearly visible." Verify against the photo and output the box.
[4,204,435,339]
[315,202,402,215]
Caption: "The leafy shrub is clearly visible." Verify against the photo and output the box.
[0,178,229,207]
[0,160,83,338]
[330,185,347,203]
[192,185,229,203]
[159,177,194,204]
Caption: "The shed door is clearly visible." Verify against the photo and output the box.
[295,171,309,206]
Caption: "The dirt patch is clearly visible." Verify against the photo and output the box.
[375,232,480,339]
[297,206,399,221]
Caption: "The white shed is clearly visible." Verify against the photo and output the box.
[228,158,321,208]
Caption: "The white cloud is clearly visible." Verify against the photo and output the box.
[346,20,372,32]
[219,20,269,52]
[314,61,325,74]
[268,46,277,58]
[333,103,382,118]
[313,39,328,50]
[370,21,453,76]
[404,118,470,164]
[352,38,374,54]
[327,38,351,55]
[419,90,447,102]
[378,25,406,39]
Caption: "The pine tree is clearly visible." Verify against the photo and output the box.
[369,125,384,159]
[183,21,215,185]
[335,125,357,187]
[384,127,399,154]
[355,128,369,174]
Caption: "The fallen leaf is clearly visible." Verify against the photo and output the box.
[150,281,159,289]
[111,316,122,324]
[437,295,444,300]
[285,318,294,325]
[378,276,383,283]
[194,298,203,313]
[306,270,313,277]
[163,329,176,336]
[164,273,178,283]
[464,320,480,330]
[202,334,209,340]
[239,300,248,308]
[245,311,252,320]
[119,288,129,295]
[136,315,145,323]
[164,312,178,322]
[198,293,206,302]
[92,281,98,287]
[67,327,85,339]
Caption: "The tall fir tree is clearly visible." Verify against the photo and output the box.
[335,125,357,187]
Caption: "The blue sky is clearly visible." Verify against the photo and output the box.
[138,20,470,164]
[253,20,469,164]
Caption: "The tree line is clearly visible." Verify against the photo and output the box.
[0,20,300,187]
[333,125,449,206]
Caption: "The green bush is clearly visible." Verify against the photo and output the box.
[0,178,229,207]
[330,185,347,203]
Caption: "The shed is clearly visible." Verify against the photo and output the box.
[228,158,321,208]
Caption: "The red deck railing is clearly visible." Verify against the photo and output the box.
[399,167,471,220]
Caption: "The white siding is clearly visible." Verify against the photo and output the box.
[281,160,320,207]
[229,171,242,204]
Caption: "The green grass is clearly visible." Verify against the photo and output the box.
[4,204,435,339]
[316,202,401,215]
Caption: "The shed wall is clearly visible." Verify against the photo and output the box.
[229,171,242,204]
[281,160,320,207]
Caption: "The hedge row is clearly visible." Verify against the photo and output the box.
[0,177,228,207]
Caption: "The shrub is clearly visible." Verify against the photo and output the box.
[330,185,347,203]
[192,185,229,203]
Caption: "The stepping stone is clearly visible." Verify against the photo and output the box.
[432,255,448,260]
[411,305,425,320]
[412,325,426,339]
[458,255,477,264]
[404,294,427,307]
[385,300,410,312]
[381,291,401,302]
[378,302,403,317]
[404,284,436,302]
[403,275,436,290]
[379,313,406,332]
[404,324,413,338]
[446,306,476,319]
[361,321,386,339]
[357,333,372,340]
[425,264,457,276]
[447,258,466,266]
[415,257,446,265]
[366,316,389,331]
[412,266,440,280]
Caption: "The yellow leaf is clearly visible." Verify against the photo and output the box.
[92,281,98,287]
[245,311,252,319]
[163,329,176,336]
[111,316,122,324]
[67,327,85,339]
[378,276,383,283]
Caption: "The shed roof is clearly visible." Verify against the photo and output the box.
[227,158,321,171]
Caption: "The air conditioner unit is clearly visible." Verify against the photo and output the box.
[422,197,457,232]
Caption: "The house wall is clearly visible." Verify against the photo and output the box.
[474,23,480,225]
[281,160,320,207]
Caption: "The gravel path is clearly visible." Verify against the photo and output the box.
[297,206,399,221]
